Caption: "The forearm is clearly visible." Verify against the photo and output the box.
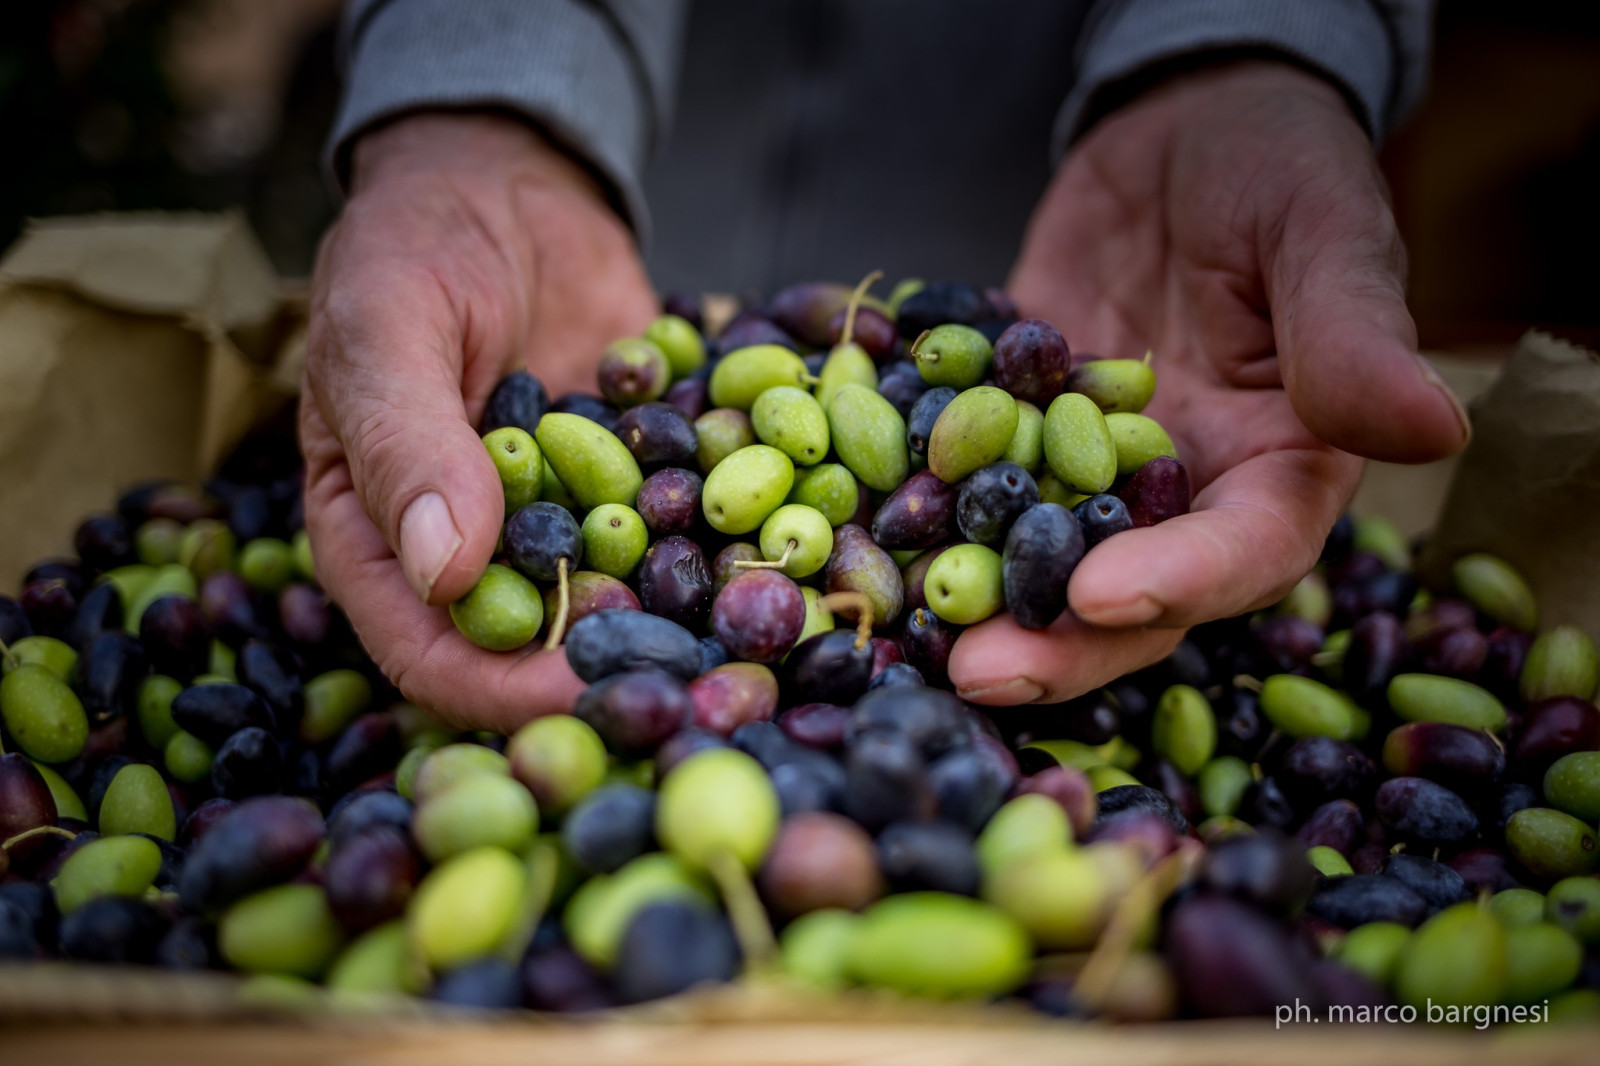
[329,0,688,240]
[1057,0,1433,151]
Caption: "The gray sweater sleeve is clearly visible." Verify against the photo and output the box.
[1055,0,1433,155]
[328,0,687,241]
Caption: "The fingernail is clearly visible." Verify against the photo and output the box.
[958,677,1046,705]
[1075,594,1162,627]
[1415,356,1473,447]
[399,492,462,600]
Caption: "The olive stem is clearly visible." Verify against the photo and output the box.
[907,329,935,363]
[818,592,874,650]
[1072,848,1194,1010]
[1143,349,1154,366]
[839,269,883,347]
[1232,674,1263,693]
[543,557,571,651]
[2,825,76,852]
[0,637,16,674]
[707,850,776,972]
[732,540,796,571]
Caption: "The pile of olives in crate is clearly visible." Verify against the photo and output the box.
[1,275,1598,1027]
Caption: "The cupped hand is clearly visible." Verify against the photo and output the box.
[950,61,1471,706]
[300,112,657,730]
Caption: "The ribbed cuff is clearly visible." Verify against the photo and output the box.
[328,0,655,242]
[1056,0,1402,156]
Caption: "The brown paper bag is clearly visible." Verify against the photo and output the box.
[0,212,300,585]
[1418,332,1600,632]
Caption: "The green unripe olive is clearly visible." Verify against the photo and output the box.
[1087,765,1140,791]
[1522,625,1599,703]
[1003,400,1044,472]
[1197,816,1256,845]
[30,760,85,821]
[1036,471,1090,509]
[535,412,644,510]
[449,564,544,652]
[709,345,810,410]
[827,384,910,492]
[0,663,89,764]
[408,846,525,972]
[923,544,1004,625]
[1334,921,1410,986]
[1548,988,1600,1024]
[982,846,1109,950]
[1152,684,1216,776]
[911,324,992,389]
[1452,552,1537,632]
[292,529,316,581]
[1306,846,1353,877]
[1104,413,1178,477]
[240,538,297,594]
[976,794,1072,876]
[702,444,795,534]
[483,427,544,514]
[795,587,835,646]
[564,852,711,969]
[412,773,539,863]
[644,313,707,379]
[51,834,163,914]
[1198,755,1254,818]
[759,504,834,579]
[927,386,1017,485]
[100,565,155,610]
[394,740,444,802]
[208,641,236,682]
[1042,392,1116,494]
[1545,751,1600,823]
[3,636,77,679]
[508,714,607,815]
[412,743,511,803]
[178,519,236,578]
[98,763,176,841]
[1505,808,1600,880]
[1260,674,1364,740]
[300,669,375,744]
[815,342,878,411]
[787,463,861,527]
[1490,887,1548,928]
[657,748,780,872]
[163,730,214,783]
[579,503,648,579]
[136,519,184,567]
[1505,922,1584,1004]
[694,408,757,473]
[220,883,345,978]
[1353,515,1412,572]
[1546,877,1600,944]
[850,892,1032,999]
[1387,673,1507,732]
[752,385,831,466]
[779,908,860,989]
[1395,902,1507,1010]
[540,461,579,512]
[325,921,412,997]
[1065,357,1157,414]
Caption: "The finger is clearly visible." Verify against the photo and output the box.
[301,403,585,731]
[949,611,1184,706]
[1268,163,1471,464]
[307,270,504,605]
[1069,447,1360,629]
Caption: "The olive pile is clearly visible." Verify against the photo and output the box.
[0,278,1598,1027]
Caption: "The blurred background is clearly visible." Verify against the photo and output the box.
[1,0,1596,350]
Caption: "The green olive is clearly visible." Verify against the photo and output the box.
[1003,400,1044,472]
[827,384,909,492]
[644,314,707,379]
[779,908,860,989]
[163,730,214,783]
[98,763,176,841]
[1334,921,1411,986]
[850,892,1032,999]
[1506,808,1600,880]
[0,663,89,764]
[564,852,711,969]
[51,835,163,914]
[1545,752,1600,824]
[412,743,511,803]
[124,564,197,632]
[29,759,85,821]
[325,921,414,997]
[178,519,237,578]
[694,408,757,473]
[752,386,831,466]
[976,794,1072,877]
[787,463,861,527]
[1394,902,1507,1010]
[579,503,649,579]
[1490,887,1548,928]
[911,324,992,389]
[2,636,77,680]
[221,883,345,978]
[408,846,525,972]
[927,386,1018,485]
[1042,392,1116,494]
[656,748,780,872]
[535,412,644,509]
[1522,625,1600,703]
[1197,755,1253,818]
[449,563,544,652]
[1306,846,1352,877]
[483,426,544,513]
[1152,684,1216,776]
[702,444,795,534]
[300,669,375,743]
[240,538,297,594]
[1065,358,1156,414]
[759,504,834,579]
[1452,553,1537,632]
[923,544,1004,625]
[814,342,878,411]
[1104,413,1178,477]
[507,715,606,815]
[1261,674,1365,740]
[982,845,1108,950]
[412,773,539,863]
[1546,877,1600,944]
[709,345,810,410]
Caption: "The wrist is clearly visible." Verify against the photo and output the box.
[350,110,616,215]
[1082,55,1356,139]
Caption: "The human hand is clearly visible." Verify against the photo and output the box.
[950,61,1470,706]
[300,112,657,730]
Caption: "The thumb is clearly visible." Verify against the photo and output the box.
[308,280,504,606]
[1268,171,1471,464]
